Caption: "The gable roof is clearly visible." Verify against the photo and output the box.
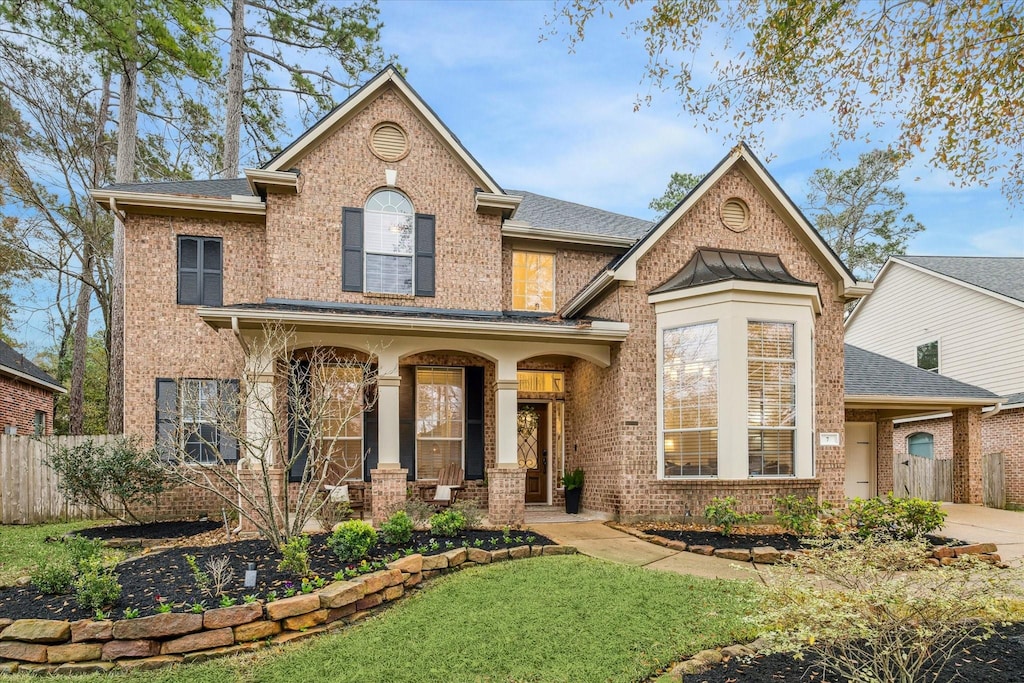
[650,248,814,295]
[508,190,653,241]
[896,256,1024,303]
[261,65,505,196]
[844,344,1000,401]
[0,340,65,393]
[562,143,870,317]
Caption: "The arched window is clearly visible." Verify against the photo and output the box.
[363,189,414,294]
[907,432,934,459]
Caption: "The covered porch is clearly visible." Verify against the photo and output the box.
[199,301,627,525]
[843,345,1003,504]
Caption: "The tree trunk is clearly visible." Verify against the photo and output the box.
[222,0,245,178]
[109,59,138,435]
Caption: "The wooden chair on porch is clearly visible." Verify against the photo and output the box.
[419,463,465,509]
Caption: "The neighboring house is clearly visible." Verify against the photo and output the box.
[846,256,1024,506]
[88,67,996,525]
[0,339,64,436]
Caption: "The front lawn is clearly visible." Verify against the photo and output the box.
[5,555,758,682]
[0,520,106,587]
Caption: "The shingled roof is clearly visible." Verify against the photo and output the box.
[509,190,653,241]
[105,178,253,198]
[650,249,814,295]
[897,256,1024,303]
[844,344,1000,401]
[0,339,64,393]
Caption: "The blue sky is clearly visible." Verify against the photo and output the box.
[8,0,1023,352]
[374,0,1023,257]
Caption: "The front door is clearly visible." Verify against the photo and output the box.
[844,422,876,499]
[518,403,548,503]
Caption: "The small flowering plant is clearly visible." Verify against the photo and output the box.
[155,596,172,614]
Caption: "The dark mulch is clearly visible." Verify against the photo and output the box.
[0,529,552,621]
[684,622,1024,682]
[647,528,808,551]
[76,519,223,540]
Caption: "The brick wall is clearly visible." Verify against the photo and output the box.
[893,418,954,460]
[576,168,848,517]
[0,375,54,436]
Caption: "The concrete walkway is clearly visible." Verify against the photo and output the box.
[940,504,1024,562]
[529,521,760,582]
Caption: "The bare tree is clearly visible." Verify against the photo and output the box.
[160,325,377,550]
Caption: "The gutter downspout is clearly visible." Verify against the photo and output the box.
[982,402,1003,420]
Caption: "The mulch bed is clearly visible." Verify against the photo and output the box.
[0,528,552,621]
[636,523,968,552]
[684,621,1024,682]
[75,519,223,541]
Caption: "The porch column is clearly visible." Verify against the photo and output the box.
[239,351,283,534]
[952,406,983,503]
[372,350,407,523]
[876,418,894,496]
[489,358,525,526]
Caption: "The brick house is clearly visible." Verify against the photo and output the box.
[846,256,1023,507]
[89,67,998,525]
[0,339,64,436]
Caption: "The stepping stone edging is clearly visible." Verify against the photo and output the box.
[0,545,576,675]
[606,523,1003,566]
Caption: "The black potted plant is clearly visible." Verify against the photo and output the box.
[561,468,584,514]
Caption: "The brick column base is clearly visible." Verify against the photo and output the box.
[487,467,526,527]
[237,466,285,535]
[371,468,408,524]
[952,407,983,503]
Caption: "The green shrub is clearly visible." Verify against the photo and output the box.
[380,511,414,545]
[450,500,482,529]
[65,535,103,569]
[704,496,762,536]
[429,509,466,537]
[774,495,832,536]
[402,498,434,528]
[328,520,378,562]
[844,495,946,540]
[32,559,75,595]
[277,535,311,577]
[74,559,122,611]
[45,437,175,524]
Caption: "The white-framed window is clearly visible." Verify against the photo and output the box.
[33,410,46,437]
[512,250,555,312]
[364,189,414,294]
[662,323,719,477]
[181,379,222,464]
[415,367,464,478]
[747,321,796,476]
[916,340,939,373]
[318,365,364,481]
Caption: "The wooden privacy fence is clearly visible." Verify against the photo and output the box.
[982,452,1006,509]
[893,453,953,502]
[0,434,117,524]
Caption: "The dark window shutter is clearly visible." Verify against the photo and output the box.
[399,365,416,481]
[362,370,378,481]
[219,379,239,462]
[465,366,485,480]
[288,360,312,482]
[177,238,200,304]
[414,214,435,297]
[342,208,364,292]
[201,239,223,306]
[155,378,178,461]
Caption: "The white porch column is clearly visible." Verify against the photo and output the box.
[244,351,276,466]
[494,358,519,468]
[375,349,402,468]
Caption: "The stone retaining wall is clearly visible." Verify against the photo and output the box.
[0,546,575,675]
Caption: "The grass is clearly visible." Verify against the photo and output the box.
[5,555,758,682]
[0,520,106,587]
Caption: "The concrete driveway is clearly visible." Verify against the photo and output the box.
[940,504,1024,562]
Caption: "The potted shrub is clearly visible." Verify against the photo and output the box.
[561,468,584,514]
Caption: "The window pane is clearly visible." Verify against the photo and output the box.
[748,321,796,476]
[663,323,718,477]
[907,432,934,458]
[512,251,555,311]
[320,438,364,481]
[364,210,413,255]
[415,368,464,477]
[748,430,794,476]
[416,440,462,478]
[366,254,413,294]
[916,341,938,372]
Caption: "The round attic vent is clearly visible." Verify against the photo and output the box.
[369,122,409,161]
[721,198,750,232]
